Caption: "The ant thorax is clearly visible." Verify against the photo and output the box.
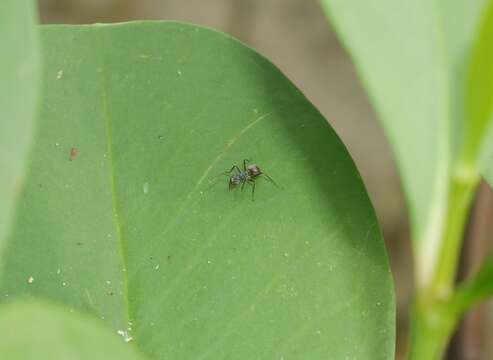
[230,171,248,185]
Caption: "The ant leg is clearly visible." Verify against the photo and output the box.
[223,165,242,175]
[211,165,241,181]
[243,159,251,171]
[211,166,237,180]
[225,165,240,174]
[206,170,233,191]
[241,180,246,191]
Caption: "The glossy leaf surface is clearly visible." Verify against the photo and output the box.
[0,22,394,359]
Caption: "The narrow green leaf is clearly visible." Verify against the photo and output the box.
[473,1,493,184]
[0,300,144,359]
[0,22,394,359]
[448,256,493,316]
[0,0,39,247]
[470,1,493,302]
[320,0,486,285]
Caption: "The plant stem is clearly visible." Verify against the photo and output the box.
[432,167,479,296]
[409,257,493,359]
[409,296,457,360]
[409,164,480,359]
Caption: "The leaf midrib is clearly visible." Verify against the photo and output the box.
[96,28,133,336]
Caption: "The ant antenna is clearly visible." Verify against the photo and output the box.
[262,172,280,188]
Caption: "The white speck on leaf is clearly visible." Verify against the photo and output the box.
[143,182,149,194]
[177,70,182,76]
[62,282,67,287]
[155,264,160,270]
[117,329,133,343]
[56,268,61,275]
[56,70,63,80]
[27,276,34,284]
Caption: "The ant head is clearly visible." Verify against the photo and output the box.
[247,164,262,177]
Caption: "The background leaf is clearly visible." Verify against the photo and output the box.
[0,22,394,359]
[0,300,144,359]
[0,0,39,247]
[320,0,487,284]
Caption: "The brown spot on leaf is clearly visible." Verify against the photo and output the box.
[70,147,79,161]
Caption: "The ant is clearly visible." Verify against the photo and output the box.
[220,159,278,200]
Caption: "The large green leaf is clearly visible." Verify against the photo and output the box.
[320,0,487,285]
[0,22,394,359]
[0,300,144,359]
[0,0,39,247]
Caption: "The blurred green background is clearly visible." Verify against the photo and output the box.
[37,0,493,358]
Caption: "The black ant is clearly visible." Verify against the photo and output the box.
[220,159,278,200]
